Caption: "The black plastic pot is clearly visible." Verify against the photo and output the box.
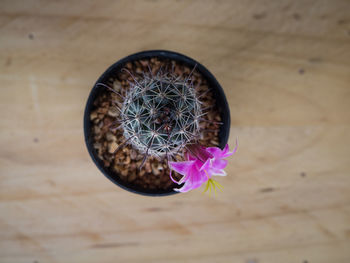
[84,50,230,196]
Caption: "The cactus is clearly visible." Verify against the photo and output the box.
[96,63,215,167]
[120,68,202,162]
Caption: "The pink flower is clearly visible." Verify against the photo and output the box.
[169,141,237,193]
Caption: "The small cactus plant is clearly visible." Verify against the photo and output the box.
[98,64,211,167]
[121,69,202,160]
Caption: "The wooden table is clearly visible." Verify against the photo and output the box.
[1,1,349,262]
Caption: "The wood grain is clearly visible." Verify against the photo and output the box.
[0,0,349,262]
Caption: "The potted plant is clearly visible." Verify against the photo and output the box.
[84,50,236,196]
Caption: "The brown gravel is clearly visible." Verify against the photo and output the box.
[90,58,221,192]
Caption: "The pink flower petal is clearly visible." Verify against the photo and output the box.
[212,159,228,170]
[206,146,224,158]
[207,140,238,158]
[174,172,195,192]
[174,166,209,192]
[169,160,195,176]
[179,161,199,184]
[222,139,238,158]
[210,168,227,176]
[199,158,212,172]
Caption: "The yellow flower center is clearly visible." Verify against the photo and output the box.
[202,170,223,195]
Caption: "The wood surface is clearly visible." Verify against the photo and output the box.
[0,0,350,262]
